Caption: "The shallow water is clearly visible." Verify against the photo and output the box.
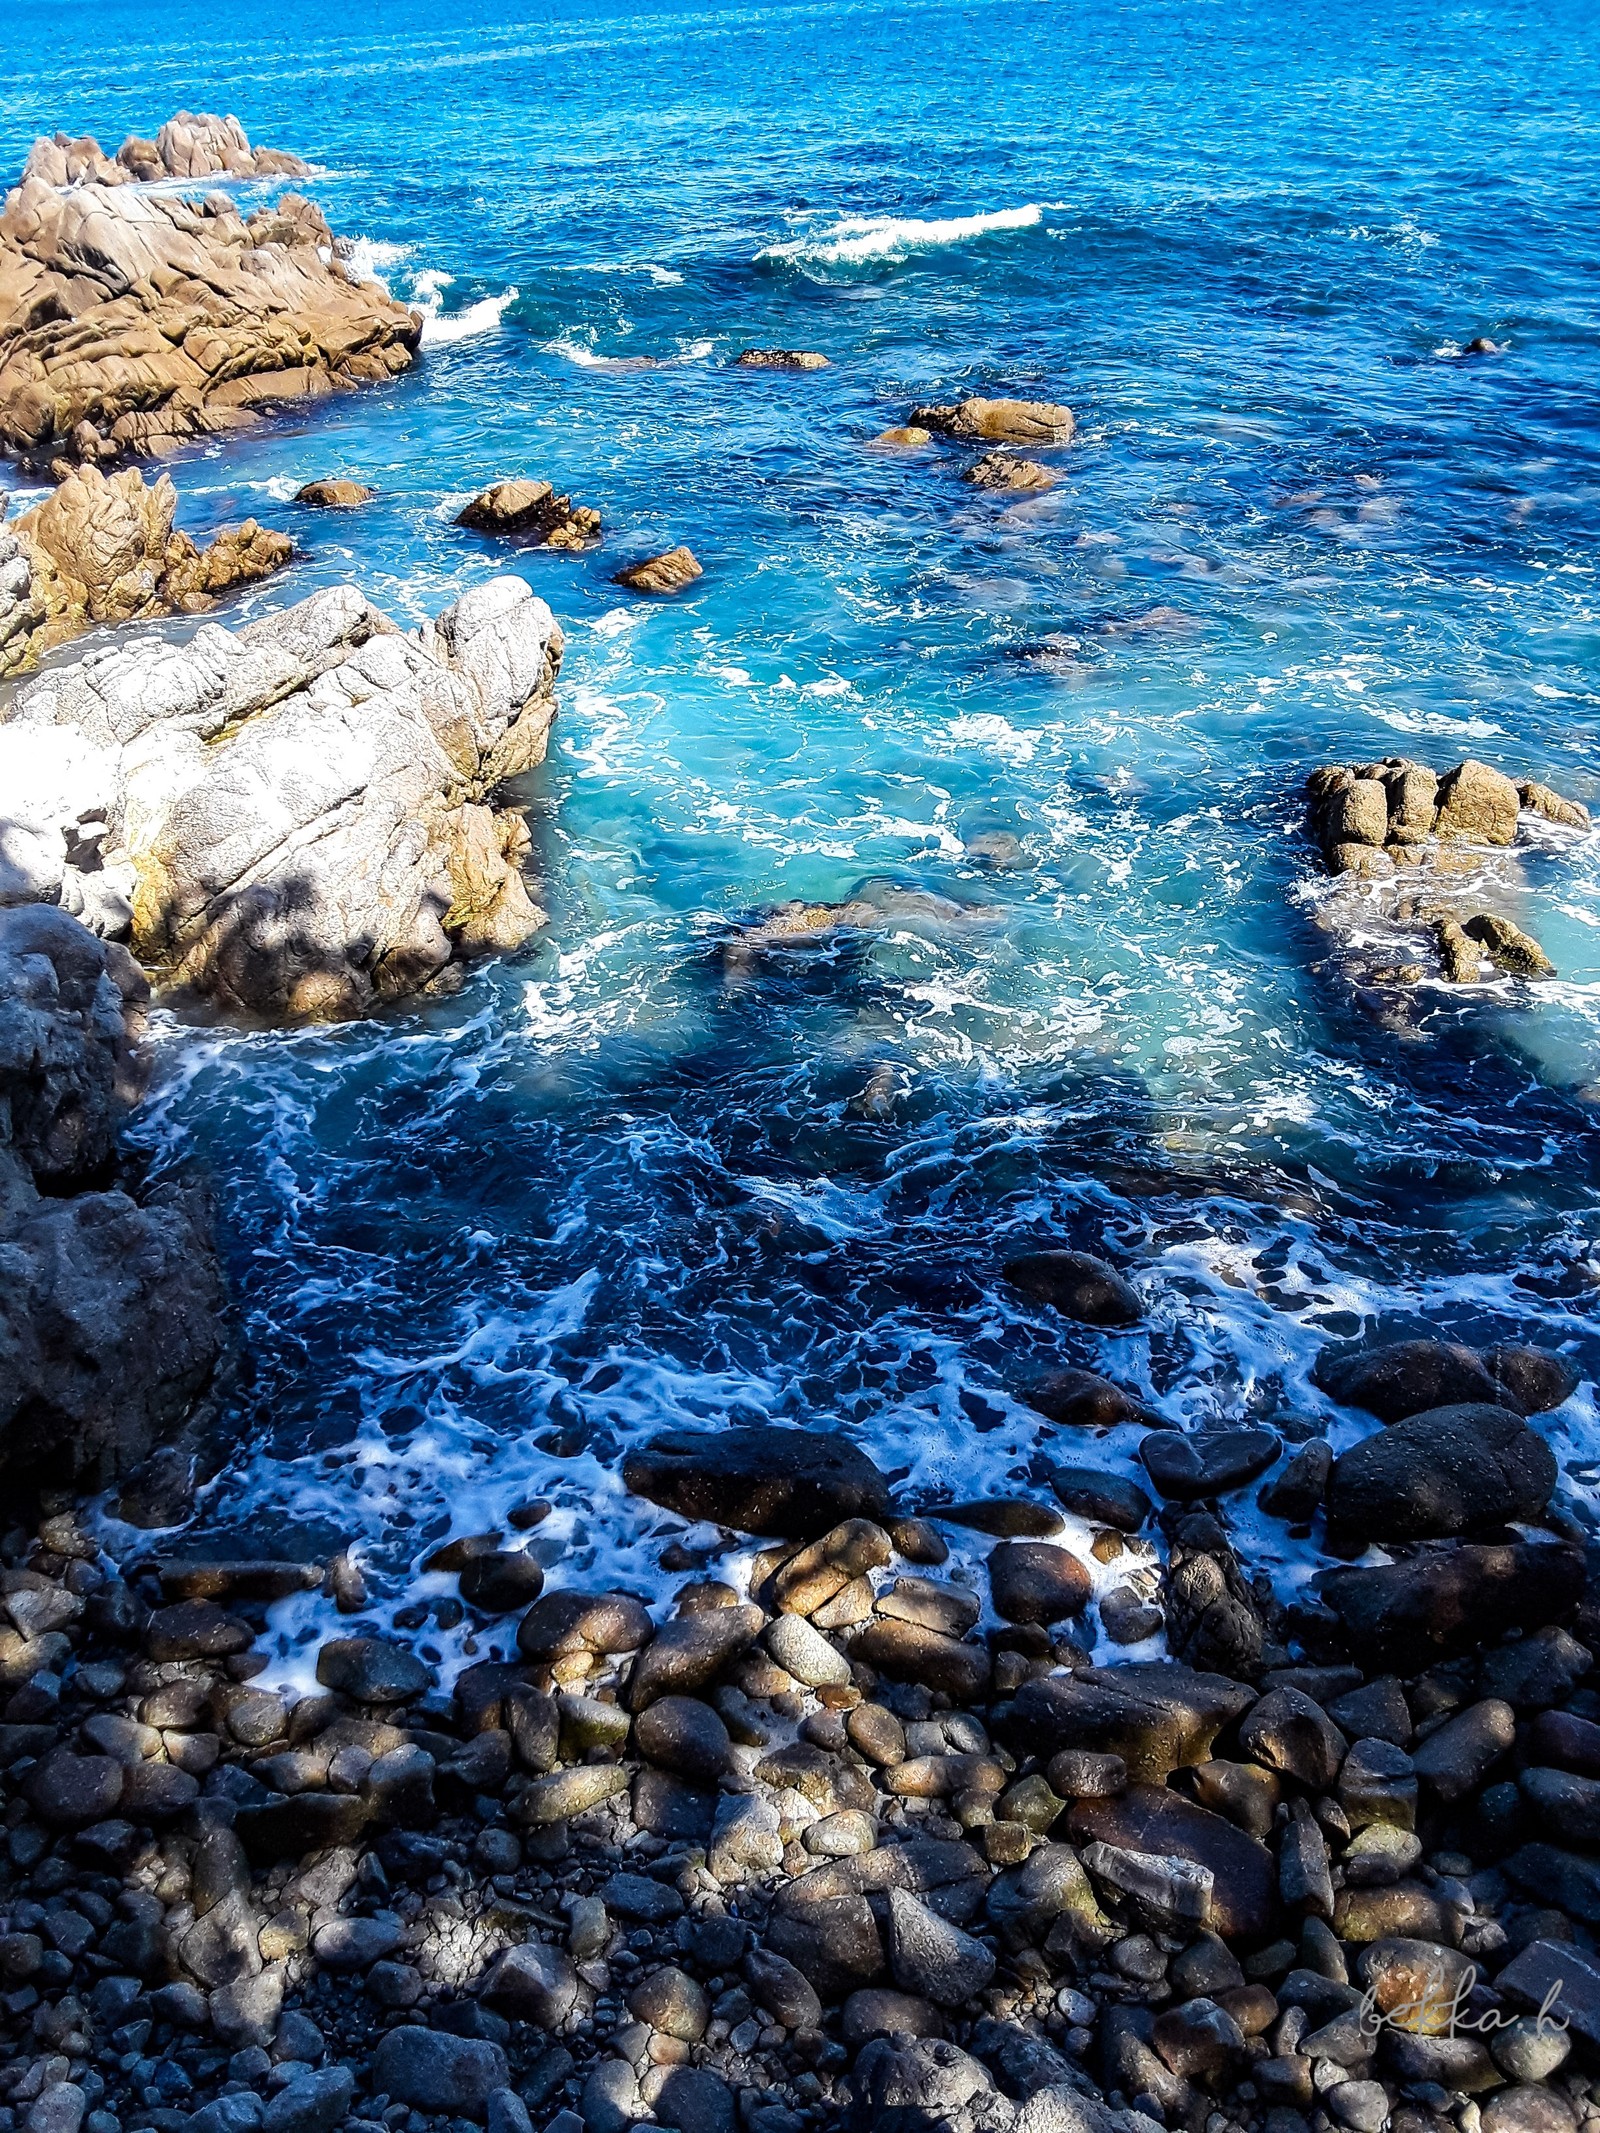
[4,0,1600,1684]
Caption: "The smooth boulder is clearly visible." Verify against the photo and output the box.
[1313,1338,1505,1422]
[1320,1541,1584,1675]
[1002,1249,1143,1325]
[622,1425,891,1536]
[1326,1404,1556,1542]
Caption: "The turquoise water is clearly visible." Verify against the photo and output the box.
[4,0,1600,1660]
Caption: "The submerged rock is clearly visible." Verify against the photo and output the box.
[0,173,417,471]
[613,545,702,593]
[733,348,829,369]
[909,396,1075,444]
[0,465,291,676]
[1,575,562,1019]
[1003,1249,1144,1326]
[963,450,1057,491]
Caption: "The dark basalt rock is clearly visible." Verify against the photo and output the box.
[1024,1367,1148,1428]
[1319,1540,1584,1675]
[314,1637,435,1703]
[999,1661,1257,1781]
[1325,1404,1556,1542]
[1002,1248,1144,1326]
[1484,1344,1581,1416]
[1050,1465,1152,1531]
[1068,1783,1277,1942]
[622,1424,891,1536]
[1312,1337,1507,1423]
[1141,1429,1281,1502]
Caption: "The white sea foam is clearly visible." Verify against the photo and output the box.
[341,236,413,292]
[545,333,713,369]
[411,268,519,345]
[758,202,1044,268]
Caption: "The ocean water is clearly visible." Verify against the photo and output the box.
[4,0,1600,1684]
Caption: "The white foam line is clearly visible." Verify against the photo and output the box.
[759,202,1044,267]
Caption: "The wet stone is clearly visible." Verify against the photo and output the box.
[1026,1369,1147,1428]
[852,1617,991,1700]
[988,1539,1090,1623]
[515,1763,630,1826]
[458,1551,545,1613]
[634,1694,733,1784]
[1312,1338,1503,1423]
[846,1702,907,1766]
[314,1637,434,1703]
[1050,1465,1152,1531]
[622,1424,890,1536]
[629,1603,763,1709]
[146,1599,254,1663]
[932,1497,1064,1537]
[516,1589,653,1660]
[1141,1428,1281,1501]
[1326,1404,1556,1542]
[1002,1248,1144,1325]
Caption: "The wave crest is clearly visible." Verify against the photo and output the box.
[411,267,519,345]
[758,202,1044,269]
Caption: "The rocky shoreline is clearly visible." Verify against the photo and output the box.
[3,1377,1600,2133]
[1,100,1598,2133]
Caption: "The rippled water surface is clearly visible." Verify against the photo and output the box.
[4,0,1599,1677]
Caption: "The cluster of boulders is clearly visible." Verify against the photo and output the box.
[0,902,223,1489]
[2,1336,1599,2133]
[21,115,308,191]
[0,575,562,1019]
[872,397,1074,496]
[0,158,418,472]
[1305,757,1591,988]
[1308,760,1588,881]
[452,484,703,600]
[0,468,291,676]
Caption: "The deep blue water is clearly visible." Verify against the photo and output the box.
[4,0,1600,1667]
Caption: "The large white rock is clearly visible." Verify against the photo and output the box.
[3,575,563,1020]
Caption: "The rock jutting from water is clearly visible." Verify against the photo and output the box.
[0,170,419,472]
[1304,753,1590,989]
[613,545,703,593]
[0,465,292,676]
[733,348,830,369]
[0,574,563,1019]
[294,479,377,509]
[455,480,602,548]
[908,395,1077,443]
[20,110,309,188]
